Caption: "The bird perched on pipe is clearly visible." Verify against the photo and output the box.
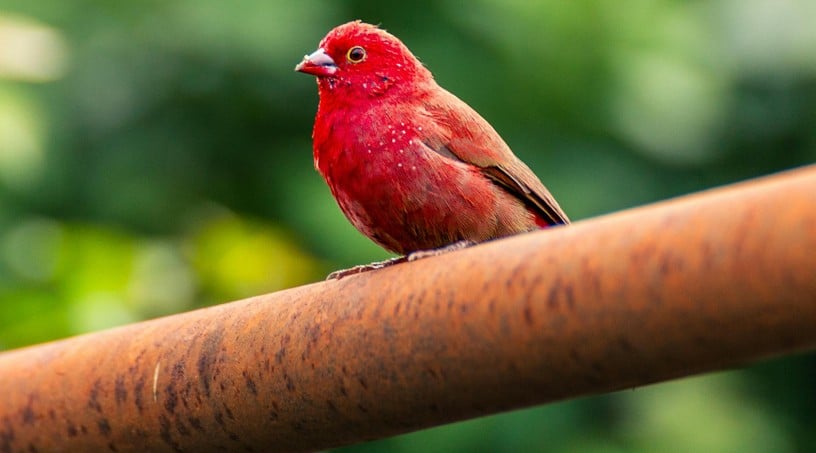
[296,21,569,278]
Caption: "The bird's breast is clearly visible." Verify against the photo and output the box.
[317,124,503,253]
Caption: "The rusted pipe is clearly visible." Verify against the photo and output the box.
[1,166,815,452]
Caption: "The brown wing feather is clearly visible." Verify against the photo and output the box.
[426,142,570,225]
[420,87,570,225]
[480,165,570,225]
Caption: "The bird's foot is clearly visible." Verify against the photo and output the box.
[407,240,477,262]
[326,240,477,280]
[326,256,408,280]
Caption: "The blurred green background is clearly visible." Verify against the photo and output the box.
[0,0,814,451]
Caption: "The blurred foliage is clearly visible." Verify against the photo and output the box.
[0,0,813,451]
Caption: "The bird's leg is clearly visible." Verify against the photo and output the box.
[326,256,408,280]
[406,240,477,261]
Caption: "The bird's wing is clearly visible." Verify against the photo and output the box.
[422,88,570,225]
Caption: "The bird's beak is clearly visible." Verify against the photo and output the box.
[295,48,337,77]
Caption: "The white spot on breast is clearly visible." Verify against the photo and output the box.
[397,163,403,168]
[391,138,395,143]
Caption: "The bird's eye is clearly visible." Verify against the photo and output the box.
[346,46,366,63]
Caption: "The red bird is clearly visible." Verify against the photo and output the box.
[296,21,569,278]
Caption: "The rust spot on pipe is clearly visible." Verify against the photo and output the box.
[88,379,103,413]
[114,376,127,405]
[97,419,111,436]
[20,395,35,426]
[243,370,258,396]
[158,414,181,452]
[133,376,145,414]
[197,330,223,398]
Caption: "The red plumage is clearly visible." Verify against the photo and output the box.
[296,21,569,258]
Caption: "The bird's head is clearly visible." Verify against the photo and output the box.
[295,21,431,99]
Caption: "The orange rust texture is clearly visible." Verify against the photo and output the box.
[0,166,815,452]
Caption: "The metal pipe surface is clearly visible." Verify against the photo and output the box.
[1,166,815,452]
